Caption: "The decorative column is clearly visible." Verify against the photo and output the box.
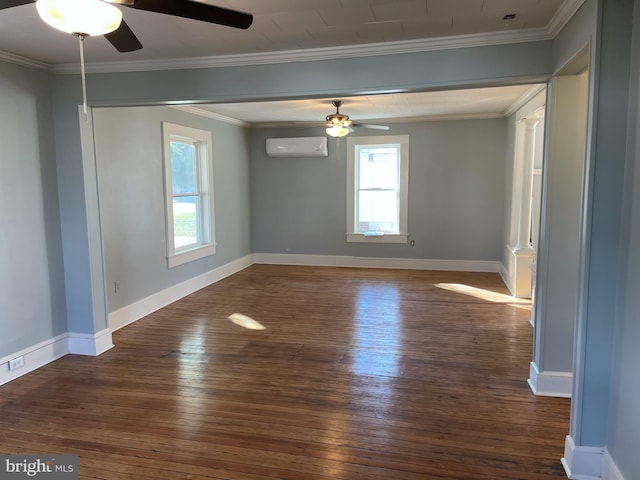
[508,114,541,298]
[514,117,540,251]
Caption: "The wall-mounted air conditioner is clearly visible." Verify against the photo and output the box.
[266,137,328,157]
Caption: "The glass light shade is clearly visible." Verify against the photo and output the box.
[326,125,350,138]
[36,0,123,36]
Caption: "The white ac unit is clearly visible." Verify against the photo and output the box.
[266,137,328,157]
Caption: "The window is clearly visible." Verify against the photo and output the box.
[346,135,409,243]
[162,122,216,268]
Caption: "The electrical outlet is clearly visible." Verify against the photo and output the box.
[8,356,25,371]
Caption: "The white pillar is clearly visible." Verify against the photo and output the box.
[507,112,542,298]
[514,117,540,251]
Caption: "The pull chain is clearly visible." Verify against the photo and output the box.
[76,33,88,115]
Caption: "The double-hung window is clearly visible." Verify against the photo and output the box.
[162,122,216,268]
[346,135,409,243]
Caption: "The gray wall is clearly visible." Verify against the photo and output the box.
[250,119,507,260]
[0,62,66,358]
[534,71,588,374]
[93,106,251,312]
[560,0,635,449]
[606,2,640,477]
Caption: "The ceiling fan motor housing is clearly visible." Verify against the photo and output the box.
[326,101,352,127]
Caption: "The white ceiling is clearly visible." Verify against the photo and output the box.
[0,0,567,123]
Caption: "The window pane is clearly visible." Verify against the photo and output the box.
[173,196,200,248]
[357,190,398,233]
[358,147,399,189]
[170,141,197,194]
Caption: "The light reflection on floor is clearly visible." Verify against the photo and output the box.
[435,283,532,310]
[228,313,266,330]
[177,322,207,381]
[352,283,401,378]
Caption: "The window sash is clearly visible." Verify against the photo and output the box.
[346,135,409,243]
[162,122,216,268]
[354,144,401,234]
[170,139,204,250]
[172,195,202,251]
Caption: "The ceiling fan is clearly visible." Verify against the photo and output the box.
[0,0,252,113]
[323,100,390,138]
[0,0,253,52]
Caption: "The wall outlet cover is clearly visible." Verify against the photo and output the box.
[8,356,25,371]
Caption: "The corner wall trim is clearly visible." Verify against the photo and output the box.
[528,361,572,398]
[499,262,515,295]
[253,253,502,272]
[108,254,253,331]
[561,435,604,480]
[603,448,626,480]
[68,329,114,356]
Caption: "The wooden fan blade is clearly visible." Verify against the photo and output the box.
[127,0,253,29]
[104,19,143,52]
[0,0,33,9]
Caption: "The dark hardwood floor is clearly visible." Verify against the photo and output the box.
[0,265,570,479]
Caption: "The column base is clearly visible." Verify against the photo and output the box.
[527,361,572,397]
[504,245,536,298]
[561,435,604,480]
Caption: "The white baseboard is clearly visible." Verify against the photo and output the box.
[603,448,625,480]
[562,435,604,480]
[0,329,114,386]
[68,328,114,356]
[528,361,572,398]
[0,334,69,386]
[253,253,502,272]
[108,254,253,331]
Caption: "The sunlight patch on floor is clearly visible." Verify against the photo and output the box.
[228,313,266,330]
[435,283,530,305]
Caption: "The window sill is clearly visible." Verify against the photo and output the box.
[346,233,408,244]
[167,243,217,268]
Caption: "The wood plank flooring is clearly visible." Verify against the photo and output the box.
[0,265,570,479]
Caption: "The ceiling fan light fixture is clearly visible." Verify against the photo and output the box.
[326,124,350,138]
[36,0,123,36]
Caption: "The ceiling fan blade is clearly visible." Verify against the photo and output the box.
[104,19,143,52]
[353,122,390,130]
[0,0,33,9]
[126,0,253,29]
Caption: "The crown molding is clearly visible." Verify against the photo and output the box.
[504,84,547,117]
[0,50,49,70]
[169,105,249,127]
[546,0,586,39]
[8,0,582,75]
[51,27,550,75]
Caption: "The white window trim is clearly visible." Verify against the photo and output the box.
[346,135,409,244]
[162,122,216,268]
